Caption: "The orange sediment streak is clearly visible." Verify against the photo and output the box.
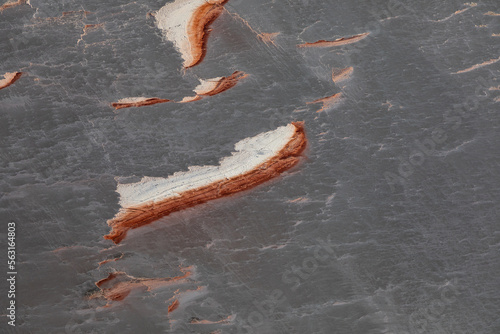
[167,286,207,315]
[185,0,229,68]
[431,3,477,22]
[332,67,353,83]
[168,299,180,313]
[190,314,235,324]
[298,32,369,48]
[83,23,102,31]
[288,197,309,203]
[0,72,22,90]
[62,10,91,17]
[307,93,343,113]
[180,71,247,102]
[104,122,307,244]
[155,0,229,68]
[454,56,500,74]
[199,71,247,96]
[112,71,246,107]
[0,0,26,11]
[111,98,170,110]
[94,267,193,303]
[257,32,280,46]
[98,253,124,266]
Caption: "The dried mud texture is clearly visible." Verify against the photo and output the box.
[332,67,353,84]
[0,72,22,90]
[155,0,229,68]
[93,266,193,304]
[104,122,307,244]
[111,97,171,110]
[297,32,370,48]
[180,71,247,102]
[307,92,343,112]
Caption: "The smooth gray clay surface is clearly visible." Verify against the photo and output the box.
[1,0,499,333]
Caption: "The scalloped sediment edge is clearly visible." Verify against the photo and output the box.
[104,122,307,244]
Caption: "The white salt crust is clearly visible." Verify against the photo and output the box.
[116,124,297,208]
[155,0,209,67]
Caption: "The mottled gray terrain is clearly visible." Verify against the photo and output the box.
[1,0,499,333]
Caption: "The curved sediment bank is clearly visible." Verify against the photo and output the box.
[155,0,229,68]
[0,72,22,90]
[105,122,307,244]
[180,71,247,102]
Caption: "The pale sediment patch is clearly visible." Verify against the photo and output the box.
[155,0,229,68]
[332,67,353,84]
[0,72,22,90]
[297,32,370,48]
[104,122,307,244]
[111,97,171,110]
[453,56,500,74]
[307,92,343,112]
[485,11,500,16]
